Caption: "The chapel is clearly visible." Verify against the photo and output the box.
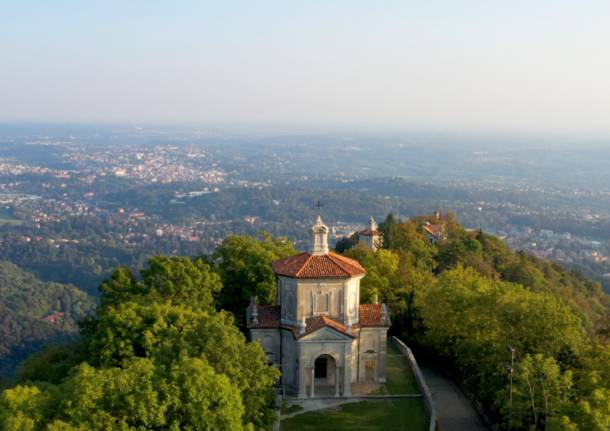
[247,216,391,398]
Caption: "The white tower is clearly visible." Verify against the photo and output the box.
[358,216,381,251]
[369,216,377,232]
[310,215,329,255]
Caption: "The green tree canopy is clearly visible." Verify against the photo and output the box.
[496,354,574,430]
[1,357,245,431]
[2,255,280,430]
[212,233,296,317]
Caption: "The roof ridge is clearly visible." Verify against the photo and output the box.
[273,251,366,278]
[295,253,316,277]
[316,315,351,335]
[328,252,364,274]
[325,254,352,277]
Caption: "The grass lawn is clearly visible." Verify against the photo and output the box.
[280,341,428,430]
[281,404,304,415]
[383,342,420,394]
[280,399,428,431]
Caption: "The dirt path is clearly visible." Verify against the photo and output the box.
[419,363,489,431]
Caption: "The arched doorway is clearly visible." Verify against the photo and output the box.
[312,354,339,397]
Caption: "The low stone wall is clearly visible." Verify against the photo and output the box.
[391,336,437,431]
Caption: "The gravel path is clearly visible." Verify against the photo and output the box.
[419,363,489,431]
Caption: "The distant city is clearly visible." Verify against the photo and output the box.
[0,124,609,295]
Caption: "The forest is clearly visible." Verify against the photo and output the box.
[342,214,609,430]
[0,236,295,430]
[1,215,609,430]
[0,262,95,378]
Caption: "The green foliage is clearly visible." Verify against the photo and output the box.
[2,358,245,431]
[0,384,59,431]
[2,255,280,430]
[98,266,140,308]
[16,345,85,385]
[141,256,222,312]
[344,246,433,339]
[334,235,358,253]
[379,214,436,271]
[0,261,95,377]
[213,233,296,318]
[498,354,574,430]
[421,267,585,406]
[98,257,222,313]
[2,219,607,431]
[280,399,428,431]
[84,301,278,426]
[340,213,609,430]
[565,344,610,431]
[344,246,399,303]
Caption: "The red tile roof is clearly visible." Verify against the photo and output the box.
[424,224,444,238]
[247,305,280,329]
[42,311,65,323]
[272,251,366,279]
[359,304,390,327]
[302,315,355,337]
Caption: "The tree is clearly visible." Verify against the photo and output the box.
[343,246,433,340]
[0,384,58,431]
[344,246,399,303]
[98,266,140,308]
[2,255,280,430]
[498,354,573,430]
[2,358,245,431]
[379,216,437,271]
[334,235,358,253]
[420,266,585,407]
[84,300,279,427]
[0,261,95,378]
[567,344,610,431]
[213,233,296,318]
[141,256,222,312]
[166,357,245,431]
[379,213,398,250]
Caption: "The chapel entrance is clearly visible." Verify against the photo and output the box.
[315,356,327,378]
[312,354,339,397]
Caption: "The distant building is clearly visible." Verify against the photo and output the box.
[358,217,382,251]
[422,211,447,244]
[423,222,445,244]
[42,311,65,324]
[247,216,390,399]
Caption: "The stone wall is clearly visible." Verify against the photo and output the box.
[357,327,388,382]
[250,328,281,364]
[391,336,437,431]
[278,276,363,327]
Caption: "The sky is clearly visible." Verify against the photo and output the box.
[1,1,610,135]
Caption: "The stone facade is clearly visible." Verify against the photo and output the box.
[247,216,391,398]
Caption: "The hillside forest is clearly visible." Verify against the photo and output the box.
[0,262,95,377]
[0,214,608,430]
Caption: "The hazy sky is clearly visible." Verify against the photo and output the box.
[2,1,610,134]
